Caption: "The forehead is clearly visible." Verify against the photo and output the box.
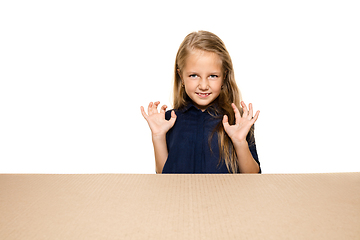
[184,49,223,71]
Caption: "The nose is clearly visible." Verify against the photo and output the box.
[198,78,209,90]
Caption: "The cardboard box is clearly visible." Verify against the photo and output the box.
[1,173,359,239]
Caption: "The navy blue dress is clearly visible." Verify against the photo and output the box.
[163,103,260,174]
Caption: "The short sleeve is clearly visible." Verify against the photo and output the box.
[248,143,261,173]
[246,125,261,173]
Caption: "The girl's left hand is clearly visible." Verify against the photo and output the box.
[223,101,260,145]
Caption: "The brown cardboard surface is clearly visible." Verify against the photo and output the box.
[0,173,359,239]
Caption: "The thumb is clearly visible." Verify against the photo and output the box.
[222,115,230,132]
[168,110,177,126]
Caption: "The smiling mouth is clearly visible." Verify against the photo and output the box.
[196,93,211,97]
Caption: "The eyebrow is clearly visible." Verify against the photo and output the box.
[185,71,222,75]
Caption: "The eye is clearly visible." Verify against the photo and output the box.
[189,74,198,78]
[209,75,219,79]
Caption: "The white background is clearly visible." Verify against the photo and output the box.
[1,0,359,173]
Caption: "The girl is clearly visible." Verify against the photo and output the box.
[141,31,260,174]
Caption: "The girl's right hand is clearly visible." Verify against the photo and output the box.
[140,101,177,137]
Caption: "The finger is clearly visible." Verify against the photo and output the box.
[147,102,153,115]
[153,101,160,111]
[251,110,260,123]
[140,106,148,120]
[231,103,241,124]
[248,103,254,120]
[150,101,160,114]
[241,101,248,118]
[160,105,167,113]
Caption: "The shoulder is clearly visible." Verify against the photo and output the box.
[165,109,183,120]
[165,105,191,120]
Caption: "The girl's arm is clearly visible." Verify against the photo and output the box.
[140,101,177,173]
[223,102,260,173]
[151,134,169,174]
[232,139,260,173]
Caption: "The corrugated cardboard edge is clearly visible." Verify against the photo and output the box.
[1,173,359,239]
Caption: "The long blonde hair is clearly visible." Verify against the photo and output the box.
[173,30,254,173]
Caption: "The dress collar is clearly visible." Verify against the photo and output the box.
[179,101,221,115]
[178,102,197,113]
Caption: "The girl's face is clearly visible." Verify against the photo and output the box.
[180,49,224,111]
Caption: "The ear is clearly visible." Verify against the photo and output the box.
[221,71,227,89]
[176,69,184,84]
[177,69,181,78]
[177,69,184,85]
[224,70,228,79]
